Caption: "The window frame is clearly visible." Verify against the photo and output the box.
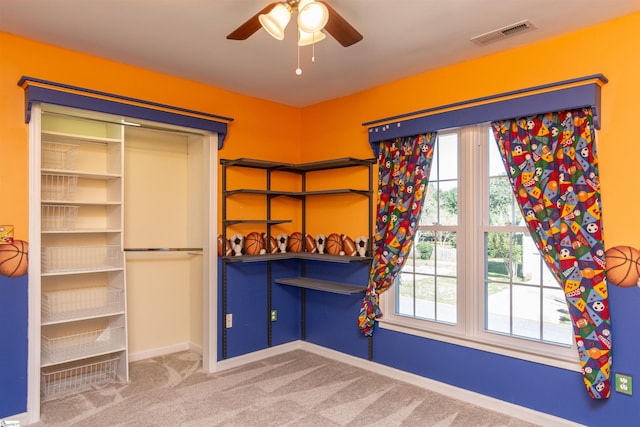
[379,123,581,372]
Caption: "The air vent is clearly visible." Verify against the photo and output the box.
[471,20,536,46]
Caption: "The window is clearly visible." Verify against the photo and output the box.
[380,124,579,369]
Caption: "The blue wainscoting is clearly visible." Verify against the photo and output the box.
[0,274,28,418]
[216,258,640,425]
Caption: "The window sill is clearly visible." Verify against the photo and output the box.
[378,316,581,373]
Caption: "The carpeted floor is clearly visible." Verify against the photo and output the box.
[30,350,540,426]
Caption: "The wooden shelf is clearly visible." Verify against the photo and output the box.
[275,277,366,295]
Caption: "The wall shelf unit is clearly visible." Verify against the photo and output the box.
[38,107,128,400]
[220,156,375,359]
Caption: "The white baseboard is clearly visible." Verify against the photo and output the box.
[1,410,29,426]
[129,341,202,363]
[215,341,302,371]
[217,341,583,427]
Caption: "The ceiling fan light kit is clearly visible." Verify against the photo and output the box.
[298,27,326,46]
[297,0,329,33]
[259,0,328,44]
[227,1,363,75]
[258,3,292,40]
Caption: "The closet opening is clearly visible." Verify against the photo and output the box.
[28,104,218,423]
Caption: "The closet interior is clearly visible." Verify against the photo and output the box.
[35,105,212,401]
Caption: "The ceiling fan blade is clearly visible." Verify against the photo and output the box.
[226,2,279,40]
[319,1,363,47]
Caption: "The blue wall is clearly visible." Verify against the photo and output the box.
[218,258,640,426]
[0,275,28,418]
[3,259,639,422]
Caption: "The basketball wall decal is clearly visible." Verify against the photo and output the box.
[605,245,640,287]
[288,232,304,253]
[0,240,29,278]
[326,233,343,255]
[245,231,265,255]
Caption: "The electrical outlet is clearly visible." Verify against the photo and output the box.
[615,373,633,395]
[225,313,233,328]
[270,309,277,322]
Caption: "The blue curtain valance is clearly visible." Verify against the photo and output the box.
[18,76,233,149]
[364,74,607,155]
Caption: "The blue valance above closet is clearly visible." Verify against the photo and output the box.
[363,74,607,154]
[18,76,233,148]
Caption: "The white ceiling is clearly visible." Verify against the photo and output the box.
[2,0,640,107]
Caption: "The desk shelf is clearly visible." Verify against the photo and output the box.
[275,277,365,295]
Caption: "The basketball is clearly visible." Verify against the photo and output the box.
[288,232,304,253]
[342,234,357,256]
[605,245,640,287]
[245,232,265,255]
[326,233,343,255]
[305,233,317,253]
[0,240,29,278]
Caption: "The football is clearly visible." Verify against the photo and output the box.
[305,233,317,253]
[342,234,357,256]
[217,234,232,257]
[263,233,278,254]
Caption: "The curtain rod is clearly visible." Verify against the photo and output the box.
[362,74,608,127]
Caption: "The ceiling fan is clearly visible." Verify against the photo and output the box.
[226,0,363,47]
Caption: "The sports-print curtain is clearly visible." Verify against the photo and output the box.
[358,133,436,336]
[491,107,611,399]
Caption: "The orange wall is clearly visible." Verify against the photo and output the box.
[0,31,301,240]
[2,11,640,246]
[301,11,640,248]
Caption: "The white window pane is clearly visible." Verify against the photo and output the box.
[397,273,416,316]
[486,231,524,280]
[437,278,457,324]
[422,184,439,225]
[512,285,541,340]
[520,236,543,285]
[435,238,457,276]
[486,280,509,334]
[415,275,435,320]
[415,230,436,275]
[543,287,573,346]
[438,133,458,181]
[488,131,507,177]
[489,175,519,226]
[437,181,458,226]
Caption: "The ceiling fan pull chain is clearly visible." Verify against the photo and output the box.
[296,41,303,75]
